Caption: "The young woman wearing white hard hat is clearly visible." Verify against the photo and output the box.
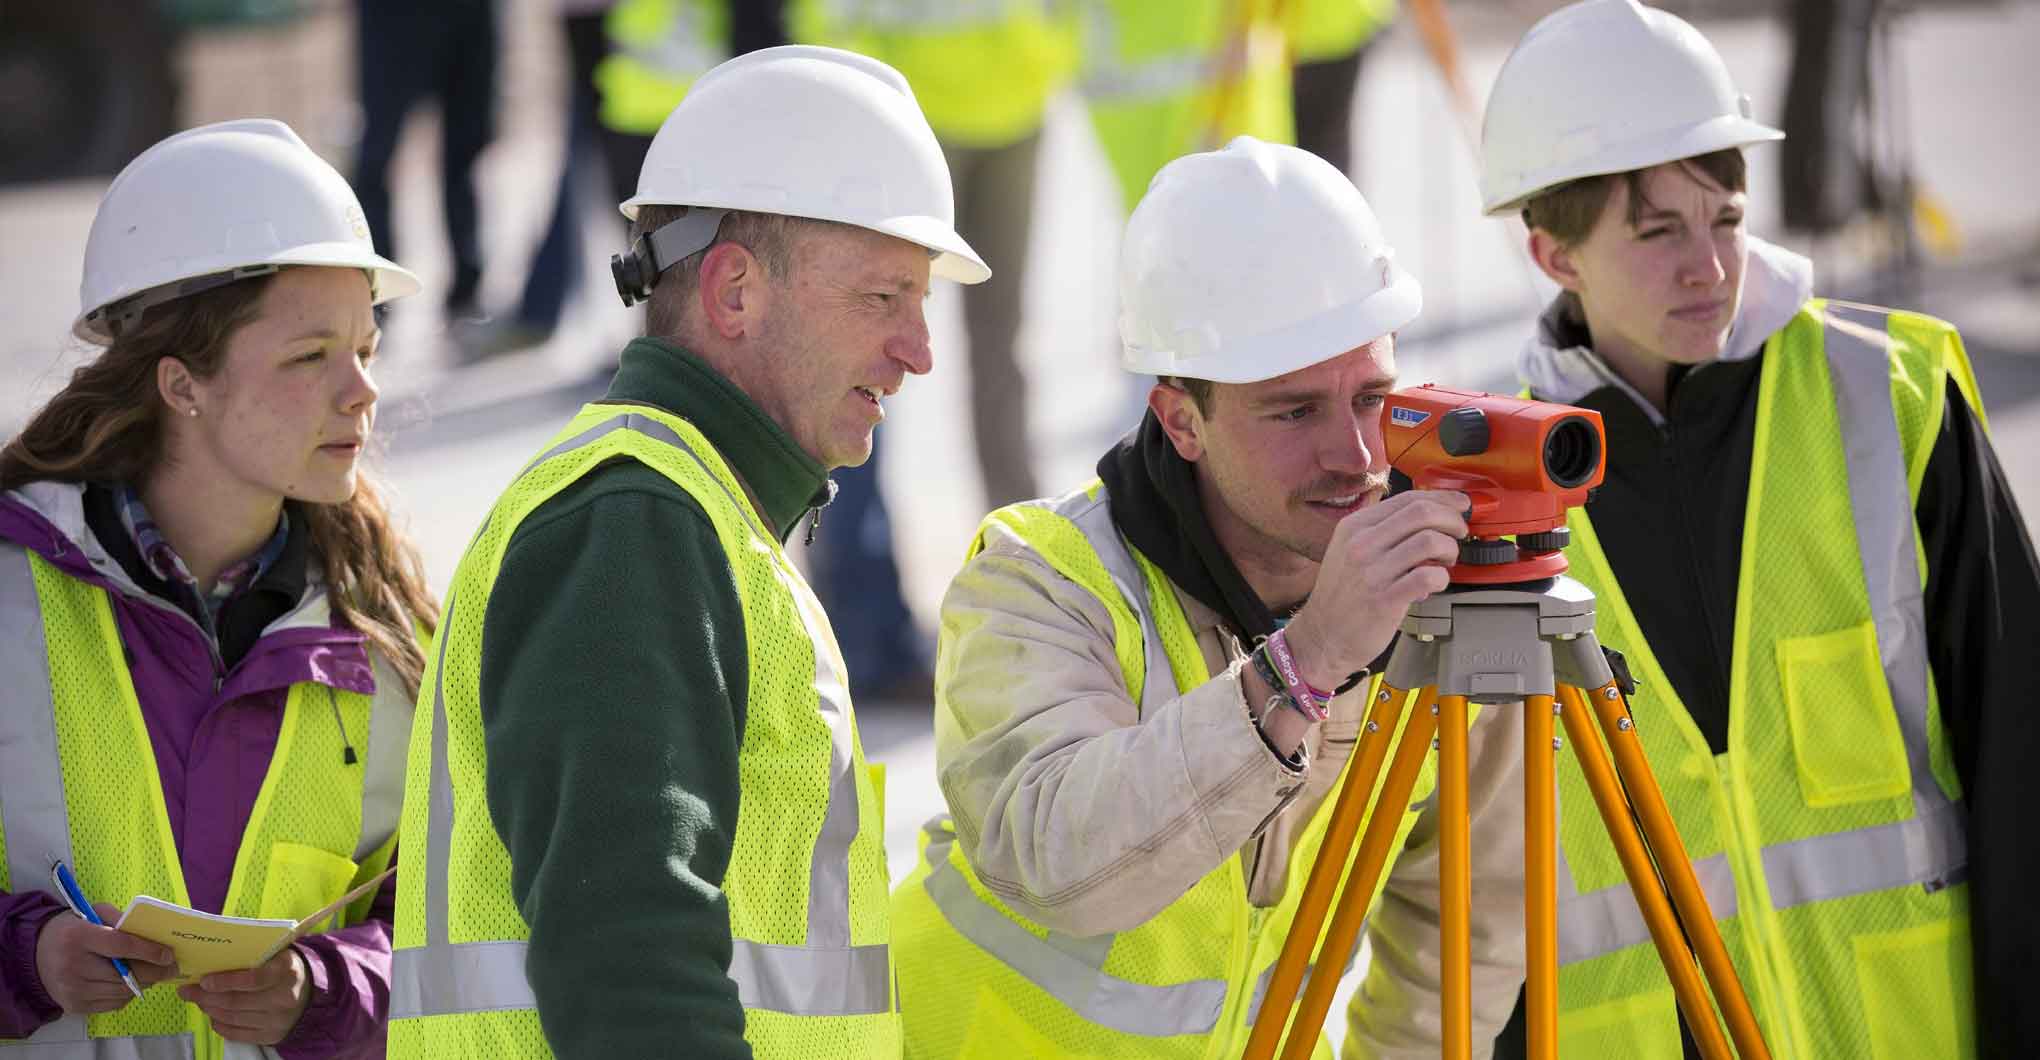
[0,119,436,1057]
[1481,2,2039,1057]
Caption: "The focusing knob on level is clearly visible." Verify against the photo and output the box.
[1458,538,1516,565]
[1440,407,1491,456]
[1518,529,1571,553]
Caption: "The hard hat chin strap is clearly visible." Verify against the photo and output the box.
[610,208,731,307]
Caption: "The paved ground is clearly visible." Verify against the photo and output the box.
[3,0,2035,1044]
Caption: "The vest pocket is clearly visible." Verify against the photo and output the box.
[259,843,360,925]
[1776,621,1911,808]
[1557,988,1683,1060]
[1852,918,1973,1060]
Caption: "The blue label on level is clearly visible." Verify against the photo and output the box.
[1389,406,1431,428]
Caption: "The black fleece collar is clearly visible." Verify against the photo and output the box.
[1096,411,1279,642]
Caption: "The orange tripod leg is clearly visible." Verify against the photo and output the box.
[1556,685,1734,1060]
[1439,694,1471,1060]
[1579,682,1772,1060]
[1524,693,1558,1060]
[1242,682,1415,1060]
[1277,689,1442,1060]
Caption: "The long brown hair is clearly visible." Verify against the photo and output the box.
[0,270,440,695]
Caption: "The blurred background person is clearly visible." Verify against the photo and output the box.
[1780,0,1885,241]
[828,0,1077,511]
[594,0,791,208]
[1289,0,1396,178]
[1080,0,1296,215]
[350,0,499,322]
[1080,0,1305,456]
[459,0,618,360]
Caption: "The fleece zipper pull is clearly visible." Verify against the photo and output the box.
[803,477,841,547]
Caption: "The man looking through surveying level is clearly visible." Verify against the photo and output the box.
[889,135,1529,1058]
[1478,1,2040,1056]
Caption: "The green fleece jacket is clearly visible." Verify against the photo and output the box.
[478,338,830,1059]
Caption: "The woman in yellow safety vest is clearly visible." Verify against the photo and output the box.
[1479,2,2040,1057]
[0,119,437,1059]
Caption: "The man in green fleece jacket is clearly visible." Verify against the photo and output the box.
[386,46,990,1059]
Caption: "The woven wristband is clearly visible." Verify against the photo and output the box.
[1249,650,1318,726]
[1262,628,1332,722]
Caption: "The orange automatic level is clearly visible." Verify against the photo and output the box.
[1382,386,1607,583]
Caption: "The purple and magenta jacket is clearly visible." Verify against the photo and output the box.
[1,481,414,1057]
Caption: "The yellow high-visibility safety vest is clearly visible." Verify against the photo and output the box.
[0,537,408,1060]
[386,407,897,1058]
[1550,300,1986,1058]
[890,480,1453,1058]
[811,0,1080,149]
[1081,0,1296,212]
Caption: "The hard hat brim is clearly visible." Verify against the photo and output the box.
[1124,267,1423,384]
[614,198,991,286]
[72,244,422,345]
[1482,114,1784,217]
[876,214,991,286]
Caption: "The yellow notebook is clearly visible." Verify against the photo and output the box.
[113,866,396,981]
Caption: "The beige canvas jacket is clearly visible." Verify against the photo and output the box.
[935,515,1530,1058]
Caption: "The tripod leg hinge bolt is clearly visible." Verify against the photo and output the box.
[1431,704,1440,716]
[1431,737,1440,750]
[1617,717,1634,731]
[1553,703,1563,714]
[1366,721,1380,733]
[1552,737,1563,750]
[1604,687,1621,700]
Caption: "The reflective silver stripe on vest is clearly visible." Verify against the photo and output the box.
[353,658,415,863]
[0,549,107,1052]
[918,489,1238,1035]
[389,940,536,1019]
[397,412,887,1021]
[1082,49,1208,102]
[819,0,1026,29]
[389,584,538,1021]
[1243,946,1360,1025]
[728,938,894,1017]
[612,1,720,80]
[0,547,187,1053]
[1764,302,1965,908]
[1030,485,1183,713]
[919,818,1228,1036]
[0,546,73,914]
[1554,305,1967,965]
[1555,853,1739,966]
[1079,4,1210,103]
[0,1032,195,1057]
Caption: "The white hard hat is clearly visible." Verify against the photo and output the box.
[1478,0,1783,217]
[74,119,420,345]
[1119,136,1421,385]
[621,45,989,285]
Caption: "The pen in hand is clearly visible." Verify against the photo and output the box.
[50,861,145,1001]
